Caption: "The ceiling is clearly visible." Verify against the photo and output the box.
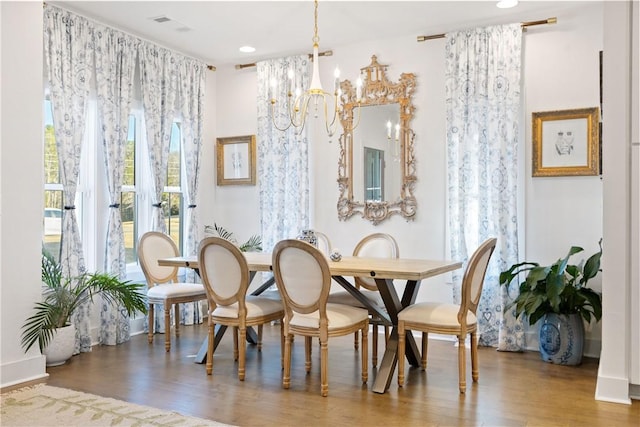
[51,1,595,67]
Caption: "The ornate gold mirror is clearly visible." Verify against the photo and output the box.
[337,55,417,225]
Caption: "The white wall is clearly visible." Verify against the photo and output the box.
[0,2,47,387]
[522,4,604,353]
[596,0,635,404]
[203,65,261,240]
[206,3,605,350]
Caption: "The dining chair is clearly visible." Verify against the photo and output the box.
[313,231,332,256]
[198,237,284,380]
[272,239,369,397]
[397,237,497,393]
[327,233,399,367]
[138,231,208,352]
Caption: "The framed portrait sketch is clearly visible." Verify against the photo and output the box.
[532,107,600,177]
[216,135,256,185]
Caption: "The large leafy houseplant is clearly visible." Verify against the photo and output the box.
[22,250,148,353]
[499,242,602,326]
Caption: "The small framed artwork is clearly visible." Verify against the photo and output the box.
[216,135,256,185]
[532,107,600,177]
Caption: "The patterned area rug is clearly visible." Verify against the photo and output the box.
[1,384,231,426]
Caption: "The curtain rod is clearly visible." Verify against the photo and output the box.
[43,2,217,71]
[235,50,333,70]
[417,17,557,42]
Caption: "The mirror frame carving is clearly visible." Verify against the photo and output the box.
[337,55,417,225]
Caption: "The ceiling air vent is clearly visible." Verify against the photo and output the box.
[151,15,171,23]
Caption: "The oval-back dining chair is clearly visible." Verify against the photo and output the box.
[397,237,497,393]
[328,233,399,366]
[138,231,208,352]
[273,239,369,397]
[198,237,284,380]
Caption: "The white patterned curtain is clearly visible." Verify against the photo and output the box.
[445,24,524,351]
[177,58,206,326]
[43,5,94,353]
[256,55,310,251]
[138,43,179,234]
[94,25,138,345]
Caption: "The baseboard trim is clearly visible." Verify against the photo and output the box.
[0,355,47,391]
[595,369,632,404]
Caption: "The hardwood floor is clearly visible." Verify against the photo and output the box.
[46,323,638,426]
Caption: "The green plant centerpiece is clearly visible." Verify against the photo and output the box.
[499,242,602,365]
[204,223,262,252]
[22,250,147,365]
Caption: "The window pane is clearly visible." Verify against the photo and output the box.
[123,115,136,186]
[121,191,136,264]
[162,192,182,252]
[167,122,181,187]
[44,100,59,184]
[44,190,62,262]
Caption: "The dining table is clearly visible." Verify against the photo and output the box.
[158,251,461,394]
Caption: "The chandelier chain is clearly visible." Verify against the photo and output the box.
[312,0,319,45]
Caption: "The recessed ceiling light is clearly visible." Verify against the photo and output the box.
[239,46,256,53]
[497,0,518,8]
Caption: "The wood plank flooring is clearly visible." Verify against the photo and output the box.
[45,323,638,426]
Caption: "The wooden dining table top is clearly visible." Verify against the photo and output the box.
[158,252,462,281]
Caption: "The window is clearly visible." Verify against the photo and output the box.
[43,97,186,273]
[121,115,184,267]
[163,122,183,251]
[43,99,62,261]
[121,115,137,264]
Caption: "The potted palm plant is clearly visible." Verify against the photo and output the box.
[204,223,262,252]
[22,250,147,366]
[499,242,602,365]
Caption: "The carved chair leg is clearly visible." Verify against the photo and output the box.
[164,305,171,352]
[398,321,406,387]
[206,321,215,375]
[421,332,428,370]
[305,336,312,373]
[233,326,239,361]
[458,335,466,393]
[471,331,479,383]
[361,324,368,384]
[280,321,284,369]
[283,334,292,389]
[238,327,246,381]
[148,305,155,344]
[320,339,328,397]
[174,304,180,337]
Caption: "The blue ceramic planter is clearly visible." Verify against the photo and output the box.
[538,313,584,365]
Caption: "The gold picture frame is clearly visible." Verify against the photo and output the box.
[532,107,600,177]
[216,135,256,185]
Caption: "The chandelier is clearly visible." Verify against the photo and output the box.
[269,0,362,137]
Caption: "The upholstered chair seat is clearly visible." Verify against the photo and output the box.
[398,303,478,328]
